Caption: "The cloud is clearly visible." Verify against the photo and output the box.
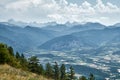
[95,0,120,13]
[5,0,30,10]
[0,0,120,25]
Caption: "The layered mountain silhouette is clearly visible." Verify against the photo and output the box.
[0,22,58,52]
[0,21,120,53]
[39,27,120,51]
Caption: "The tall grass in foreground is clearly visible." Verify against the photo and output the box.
[0,64,51,80]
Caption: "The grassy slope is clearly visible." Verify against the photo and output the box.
[0,64,51,80]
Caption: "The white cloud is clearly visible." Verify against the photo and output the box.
[59,0,68,6]
[5,0,30,10]
[80,1,95,14]
[95,0,120,13]
[0,0,120,25]
[82,1,91,8]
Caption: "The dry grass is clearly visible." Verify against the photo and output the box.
[0,64,52,80]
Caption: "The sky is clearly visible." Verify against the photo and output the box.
[0,0,120,25]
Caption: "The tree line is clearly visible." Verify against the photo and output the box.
[0,43,95,80]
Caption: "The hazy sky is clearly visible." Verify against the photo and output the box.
[0,0,120,25]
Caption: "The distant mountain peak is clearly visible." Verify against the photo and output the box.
[114,23,120,27]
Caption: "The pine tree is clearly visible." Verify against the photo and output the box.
[69,66,75,80]
[60,64,66,80]
[45,62,53,78]
[54,62,60,80]
[21,53,25,59]
[88,73,95,80]
[38,64,44,75]
[19,53,28,70]
[16,52,20,59]
[8,46,14,56]
[28,56,39,74]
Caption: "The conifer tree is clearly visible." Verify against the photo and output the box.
[60,64,66,80]
[45,62,53,78]
[28,56,39,73]
[88,73,95,80]
[38,64,44,75]
[8,46,14,56]
[19,53,28,70]
[21,53,25,59]
[69,66,75,80]
[16,52,20,59]
[54,62,60,80]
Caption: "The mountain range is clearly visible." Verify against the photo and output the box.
[0,22,58,52]
[0,21,120,52]
[39,27,120,51]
